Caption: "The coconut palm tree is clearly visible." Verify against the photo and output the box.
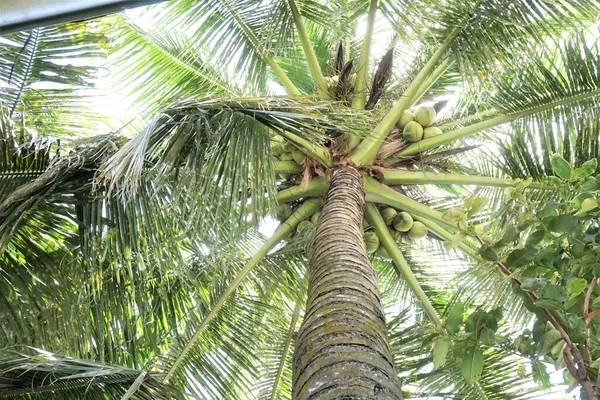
[2,0,600,398]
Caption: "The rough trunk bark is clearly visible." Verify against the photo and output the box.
[292,165,402,399]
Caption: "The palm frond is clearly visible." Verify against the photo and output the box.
[106,16,237,115]
[98,96,369,238]
[0,347,181,399]
[0,20,112,139]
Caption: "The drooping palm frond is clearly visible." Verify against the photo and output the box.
[106,16,237,116]
[98,96,370,239]
[435,0,600,85]
[0,20,113,139]
[151,229,310,399]
[0,347,181,399]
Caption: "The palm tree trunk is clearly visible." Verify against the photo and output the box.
[292,165,402,399]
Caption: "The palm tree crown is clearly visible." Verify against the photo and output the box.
[2,0,600,398]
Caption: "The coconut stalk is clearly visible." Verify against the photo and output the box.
[398,88,600,156]
[276,178,328,204]
[288,0,329,99]
[409,57,455,107]
[278,131,332,167]
[273,160,303,175]
[351,0,377,111]
[348,31,458,165]
[342,0,378,151]
[382,170,555,189]
[364,175,458,230]
[365,204,442,326]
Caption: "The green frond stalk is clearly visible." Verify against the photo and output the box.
[163,198,321,382]
[222,0,300,95]
[276,178,327,204]
[344,0,378,151]
[348,33,457,165]
[398,88,600,156]
[268,297,303,400]
[273,161,303,175]
[280,131,332,167]
[351,0,377,111]
[365,204,442,326]
[381,170,554,189]
[121,372,147,400]
[288,0,329,99]
[364,176,457,230]
[409,57,455,107]
[438,110,499,130]
[416,217,481,261]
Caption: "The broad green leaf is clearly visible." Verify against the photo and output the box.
[520,278,547,292]
[567,278,587,300]
[495,226,520,248]
[505,247,537,269]
[532,362,551,389]
[432,336,452,370]
[572,158,598,181]
[478,327,495,345]
[546,214,578,233]
[446,302,464,334]
[479,245,499,262]
[580,177,600,192]
[460,345,484,385]
[567,315,588,343]
[534,298,564,310]
[464,197,487,218]
[442,207,466,222]
[525,229,546,246]
[539,285,567,302]
[532,319,551,342]
[539,329,562,355]
[550,154,571,180]
[575,198,598,216]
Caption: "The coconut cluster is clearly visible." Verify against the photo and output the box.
[271,135,304,180]
[363,207,428,260]
[396,105,442,143]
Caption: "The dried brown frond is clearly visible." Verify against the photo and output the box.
[335,60,354,103]
[333,41,344,75]
[376,133,405,160]
[366,48,393,110]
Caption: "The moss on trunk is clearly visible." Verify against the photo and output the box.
[292,165,402,399]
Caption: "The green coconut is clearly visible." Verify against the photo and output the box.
[280,152,294,161]
[363,217,370,229]
[271,135,291,154]
[310,211,320,225]
[393,212,414,232]
[414,106,436,127]
[402,121,424,142]
[380,207,397,226]
[423,126,443,139]
[408,221,428,239]
[364,231,380,254]
[275,204,293,221]
[272,134,285,144]
[395,110,414,130]
[392,229,404,243]
[292,149,305,165]
[278,173,291,180]
[272,142,286,155]
[378,245,392,260]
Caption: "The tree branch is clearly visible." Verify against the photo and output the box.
[475,235,596,399]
